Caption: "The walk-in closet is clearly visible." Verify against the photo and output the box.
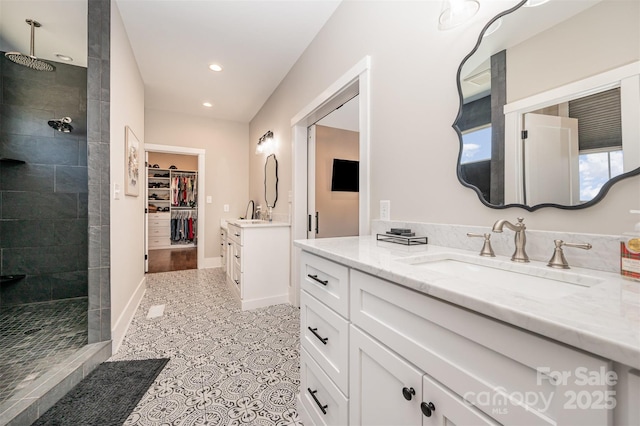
[146,152,198,273]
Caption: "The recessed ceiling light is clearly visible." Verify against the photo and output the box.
[55,53,73,61]
[208,64,223,72]
[203,102,213,108]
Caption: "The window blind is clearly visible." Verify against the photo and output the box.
[569,87,622,151]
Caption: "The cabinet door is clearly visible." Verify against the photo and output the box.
[421,373,499,426]
[350,326,423,425]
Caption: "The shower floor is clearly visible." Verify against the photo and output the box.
[0,298,88,404]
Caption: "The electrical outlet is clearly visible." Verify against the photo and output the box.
[206,196,212,204]
[223,204,230,212]
[380,200,390,221]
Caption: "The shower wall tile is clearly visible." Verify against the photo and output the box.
[0,105,55,137]
[53,219,88,246]
[88,226,101,269]
[0,220,55,248]
[0,163,54,192]
[2,246,79,276]
[0,275,51,305]
[1,133,80,165]
[55,165,88,193]
[50,271,89,299]
[87,99,101,142]
[100,267,110,307]
[78,139,88,167]
[87,308,100,343]
[88,268,100,311]
[0,53,88,308]
[1,191,78,220]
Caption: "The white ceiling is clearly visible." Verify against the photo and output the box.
[116,0,342,122]
[0,0,341,123]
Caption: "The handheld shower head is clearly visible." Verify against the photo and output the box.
[4,19,55,72]
[48,117,73,133]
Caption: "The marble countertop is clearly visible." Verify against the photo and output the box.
[294,236,640,369]
[227,219,290,228]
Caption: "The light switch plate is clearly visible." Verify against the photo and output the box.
[380,200,390,221]
[206,196,212,203]
[223,204,230,212]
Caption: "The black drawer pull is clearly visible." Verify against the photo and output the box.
[308,327,328,345]
[421,401,436,417]
[234,279,239,285]
[234,233,240,237]
[307,388,328,415]
[235,255,240,259]
[307,274,328,286]
[402,387,415,401]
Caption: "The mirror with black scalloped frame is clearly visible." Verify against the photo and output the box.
[265,154,278,208]
[454,0,639,211]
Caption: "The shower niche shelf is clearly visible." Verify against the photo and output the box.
[1,275,26,285]
[0,158,26,164]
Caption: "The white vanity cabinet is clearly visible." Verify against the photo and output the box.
[298,252,350,426]
[220,227,227,273]
[225,222,289,310]
[297,249,627,426]
[350,326,497,426]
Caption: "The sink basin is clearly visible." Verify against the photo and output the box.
[397,252,602,298]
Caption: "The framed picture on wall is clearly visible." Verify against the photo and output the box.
[125,126,140,196]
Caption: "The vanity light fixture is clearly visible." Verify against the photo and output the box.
[208,63,223,72]
[203,102,213,107]
[256,130,274,155]
[438,0,480,30]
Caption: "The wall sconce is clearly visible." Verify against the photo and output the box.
[438,0,480,30]
[256,130,274,155]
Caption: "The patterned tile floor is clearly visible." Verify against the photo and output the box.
[0,298,88,404]
[111,268,303,426]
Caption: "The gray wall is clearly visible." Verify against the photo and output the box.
[87,0,111,343]
[0,55,88,308]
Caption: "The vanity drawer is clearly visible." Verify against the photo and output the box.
[301,290,349,395]
[300,348,348,426]
[231,243,242,272]
[300,252,349,319]
[228,224,242,245]
[350,270,611,426]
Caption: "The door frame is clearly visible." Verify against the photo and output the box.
[145,144,206,270]
[290,56,371,306]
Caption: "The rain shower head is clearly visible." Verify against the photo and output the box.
[4,19,55,72]
[48,117,73,133]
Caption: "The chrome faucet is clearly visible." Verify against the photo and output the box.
[492,217,529,262]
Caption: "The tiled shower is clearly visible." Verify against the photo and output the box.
[0,54,89,403]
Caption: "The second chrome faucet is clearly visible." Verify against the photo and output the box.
[492,217,529,262]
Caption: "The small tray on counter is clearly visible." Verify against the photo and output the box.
[376,233,428,246]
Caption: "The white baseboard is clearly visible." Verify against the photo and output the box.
[241,293,290,311]
[202,256,222,269]
[111,276,146,353]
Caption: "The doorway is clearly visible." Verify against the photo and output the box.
[290,56,371,306]
[308,95,360,239]
[144,144,206,273]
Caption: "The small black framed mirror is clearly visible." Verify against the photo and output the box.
[265,154,278,208]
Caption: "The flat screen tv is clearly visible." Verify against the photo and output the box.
[331,159,359,192]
